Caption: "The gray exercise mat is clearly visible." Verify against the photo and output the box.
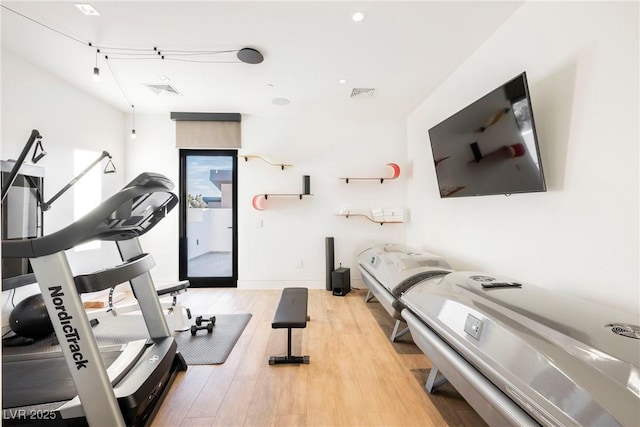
[172,313,252,364]
[3,312,252,365]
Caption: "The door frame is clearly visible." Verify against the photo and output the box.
[178,149,238,287]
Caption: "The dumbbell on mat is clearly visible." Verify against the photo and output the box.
[191,322,213,336]
[195,315,216,326]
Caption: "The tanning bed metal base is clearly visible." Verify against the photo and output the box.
[357,244,451,341]
[402,309,537,426]
[401,271,640,427]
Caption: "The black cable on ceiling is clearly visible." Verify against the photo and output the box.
[1,3,263,116]
[1,4,244,56]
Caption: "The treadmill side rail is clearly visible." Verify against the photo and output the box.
[106,339,149,386]
[30,252,126,427]
[117,238,172,339]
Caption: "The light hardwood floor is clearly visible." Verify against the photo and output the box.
[151,287,486,427]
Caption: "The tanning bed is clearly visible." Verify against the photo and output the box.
[356,244,452,341]
[400,271,640,426]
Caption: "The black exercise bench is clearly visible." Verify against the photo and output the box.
[269,287,310,365]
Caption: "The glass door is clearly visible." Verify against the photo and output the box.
[179,150,237,287]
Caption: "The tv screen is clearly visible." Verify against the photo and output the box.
[428,72,546,198]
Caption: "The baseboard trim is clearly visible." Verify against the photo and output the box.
[237,279,364,290]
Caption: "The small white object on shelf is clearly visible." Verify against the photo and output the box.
[382,208,404,223]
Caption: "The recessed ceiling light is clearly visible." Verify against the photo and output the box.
[339,79,348,85]
[75,3,100,16]
[272,98,290,106]
[352,12,365,22]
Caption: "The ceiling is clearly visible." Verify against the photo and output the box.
[1,1,524,118]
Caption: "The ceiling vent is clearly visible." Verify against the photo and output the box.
[350,88,376,98]
[144,83,182,96]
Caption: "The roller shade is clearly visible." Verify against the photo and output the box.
[171,112,241,149]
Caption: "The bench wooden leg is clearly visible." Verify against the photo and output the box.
[269,328,310,365]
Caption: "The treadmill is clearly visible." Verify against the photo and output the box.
[2,172,187,426]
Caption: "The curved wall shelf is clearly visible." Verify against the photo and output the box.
[252,175,311,210]
[252,194,313,210]
[240,154,292,170]
[340,162,400,183]
[337,209,404,225]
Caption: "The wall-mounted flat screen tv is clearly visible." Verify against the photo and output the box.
[428,72,546,198]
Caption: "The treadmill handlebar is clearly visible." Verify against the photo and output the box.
[124,172,174,191]
[2,172,178,259]
[2,273,37,291]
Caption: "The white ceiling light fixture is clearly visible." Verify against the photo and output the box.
[75,3,100,16]
[352,12,366,22]
[272,98,290,106]
[339,79,348,85]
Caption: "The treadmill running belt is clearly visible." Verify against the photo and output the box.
[2,350,121,409]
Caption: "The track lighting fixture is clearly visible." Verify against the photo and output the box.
[93,49,100,81]
[131,105,136,139]
[1,5,265,121]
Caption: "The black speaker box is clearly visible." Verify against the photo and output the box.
[325,237,334,291]
[332,267,351,296]
[470,142,482,162]
[302,175,311,195]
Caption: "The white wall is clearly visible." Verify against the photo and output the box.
[239,114,407,289]
[122,113,180,282]
[7,1,634,316]
[125,113,408,288]
[1,51,126,328]
[407,2,639,315]
[1,52,126,238]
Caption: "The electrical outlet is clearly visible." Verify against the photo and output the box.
[296,259,304,269]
